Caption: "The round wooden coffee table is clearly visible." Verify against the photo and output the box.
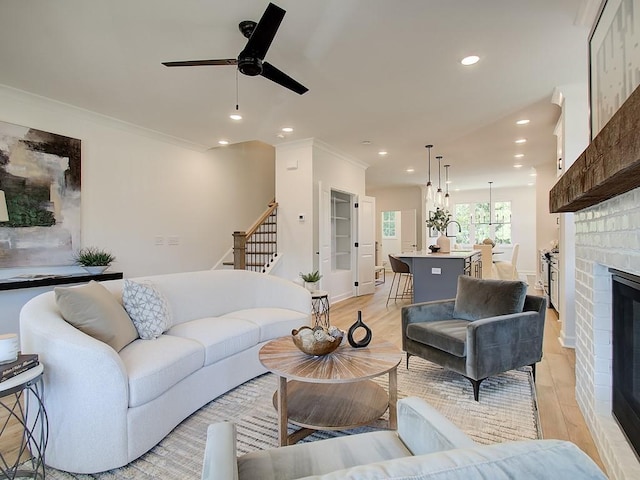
[259,336,402,446]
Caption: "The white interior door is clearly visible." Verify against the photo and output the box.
[356,195,375,296]
[401,209,417,252]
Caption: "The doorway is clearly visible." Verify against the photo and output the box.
[380,209,417,264]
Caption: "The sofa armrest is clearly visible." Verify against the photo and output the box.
[466,310,546,379]
[202,422,238,480]
[397,397,475,455]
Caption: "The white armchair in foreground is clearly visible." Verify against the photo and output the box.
[201,396,607,480]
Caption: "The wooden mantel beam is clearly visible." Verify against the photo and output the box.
[550,84,640,213]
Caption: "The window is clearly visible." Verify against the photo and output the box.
[382,211,397,238]
[454,201,512,246]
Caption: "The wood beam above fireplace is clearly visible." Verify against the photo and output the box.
[550,85,640,213]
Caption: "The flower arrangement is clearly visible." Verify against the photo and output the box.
[426,208,461,234]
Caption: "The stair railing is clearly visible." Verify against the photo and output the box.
[232,200,278,272]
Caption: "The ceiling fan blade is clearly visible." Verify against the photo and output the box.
[162,59,238,67]
[243,3,285,60]
[261,62,308,95]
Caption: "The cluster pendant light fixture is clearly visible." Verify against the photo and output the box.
[425,145,434,203]
[488,181,493,225]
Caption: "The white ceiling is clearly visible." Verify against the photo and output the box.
[0,0,597,191]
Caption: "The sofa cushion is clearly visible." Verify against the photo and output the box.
[453,276,527,321]
[122,279,173,340]
[55,280,138,352]
[220,308,309,342]
[238,431,411,480]
[166,317,260,366]
[299,439,608,480]
[406,320,470,357]
[119,334,204,407]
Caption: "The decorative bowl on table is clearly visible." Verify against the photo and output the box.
[292,326,344,356]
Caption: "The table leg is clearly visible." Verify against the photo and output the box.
[388,367,398,430]
[277,376,288,446]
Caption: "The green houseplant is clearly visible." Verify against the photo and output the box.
[73,247,116,274]
[300,270,322,291]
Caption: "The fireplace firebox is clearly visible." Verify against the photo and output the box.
[611,269,640,460]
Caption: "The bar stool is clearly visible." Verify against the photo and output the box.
[386,255,413,306]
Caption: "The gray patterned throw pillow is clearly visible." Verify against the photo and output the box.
[122,280,172,340]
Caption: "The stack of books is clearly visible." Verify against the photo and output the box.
[0,353,39,383]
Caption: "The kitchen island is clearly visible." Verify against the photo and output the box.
[396,250,481,303]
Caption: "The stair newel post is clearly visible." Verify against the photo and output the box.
[233,231,247,270]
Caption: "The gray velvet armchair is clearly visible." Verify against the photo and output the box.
[401,275,547,401]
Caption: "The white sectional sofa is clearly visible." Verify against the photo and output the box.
[19,269,311,474]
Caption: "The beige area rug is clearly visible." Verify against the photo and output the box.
[46,357,541,479]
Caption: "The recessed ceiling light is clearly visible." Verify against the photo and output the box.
[529,172,537,177]
[513,164,523,168]
[515,138,527,144]
[461,55,480,66]
[361,140,372,145]
[527,183,534,186]
[455,188,460,192]
[229,113,242,121]
[218,140,229,145]
[282,127,293,133]
[406,168,415,173]
[276,133,285,139]
[446,180,452,184]
[378,150,388,156]
[516,119,530,125]
[514,153,524,158]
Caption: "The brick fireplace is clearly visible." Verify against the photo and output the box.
[551,85,640,479]
[574,188,640,479]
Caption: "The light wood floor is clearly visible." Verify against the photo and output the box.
[0,279,605,474]
[328,278,606,473]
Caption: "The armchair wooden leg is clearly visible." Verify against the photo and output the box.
[406,353,412,369]
[467,377,485,402]
[530,363,536,381]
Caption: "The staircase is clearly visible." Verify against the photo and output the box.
[230,200,278,272]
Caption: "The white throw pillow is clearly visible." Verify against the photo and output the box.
[122,279,172,340]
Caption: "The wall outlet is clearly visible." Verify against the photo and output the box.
[154,236,164,246]
[431,267,441,275]
[168,236,180,245]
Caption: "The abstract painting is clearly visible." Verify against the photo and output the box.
[590,0,640,138]
[0,121,81,267]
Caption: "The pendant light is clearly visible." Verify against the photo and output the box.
[444,164,451,208]
[488,181,493,225]
[435,155,443,207]
[425,145,433,203]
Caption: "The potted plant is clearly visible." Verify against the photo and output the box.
[426,208,461,253]
[73,246,116,274]
[300,270,322,291]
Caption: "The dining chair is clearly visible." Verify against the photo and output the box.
[386,255,413,306]
[472,244,494,279]
[493,243,520,280]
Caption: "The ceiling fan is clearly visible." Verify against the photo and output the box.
[162,2,308,95]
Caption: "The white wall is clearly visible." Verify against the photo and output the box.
[449,186,537,277]
[0,85,274,335]
[275,138,367,303]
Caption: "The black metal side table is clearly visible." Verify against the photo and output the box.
[0,363,47,480]
[310,290,330,329]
